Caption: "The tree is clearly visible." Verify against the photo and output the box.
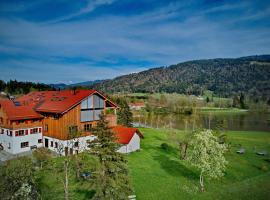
[239,93,246,109]
[32,148,51,169]
[88,113,132,200]
[0,157,40,200]
[187,129,227,191]
[115,97,133,127]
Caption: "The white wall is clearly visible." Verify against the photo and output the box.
[43,135,96,156]
[117,133,141,153]
[0,127,43,154]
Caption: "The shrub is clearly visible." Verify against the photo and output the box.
[161,143,170,151]
[261,164,268,171]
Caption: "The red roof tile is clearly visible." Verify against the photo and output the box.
[16,90,116,114]
[112,126,143,145]
[0,99,43,120]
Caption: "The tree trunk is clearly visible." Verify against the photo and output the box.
[64,160,69,200]
[200,171,204,192]
[180,143,188,160]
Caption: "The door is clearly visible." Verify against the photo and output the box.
[45,138,48,148]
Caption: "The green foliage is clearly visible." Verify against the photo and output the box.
[187,129,227,191]
[32,148,52,168]
[115,97,133,127]
[0,80,53,95]
[94,55,270,100]
[88,113,132,200]
[160,143,170,151]
[0,157,40,200]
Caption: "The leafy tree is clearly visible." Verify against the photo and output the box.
[0,157,40,200]
[187,129,227,191]
[239,93,246,109]
[88,113,132,200]
[32,148,52,169]
[115,97,133,127]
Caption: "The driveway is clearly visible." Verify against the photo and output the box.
[0,150,32,165]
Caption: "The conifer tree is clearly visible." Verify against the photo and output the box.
[89,113,132,200]
[115,98,133,127]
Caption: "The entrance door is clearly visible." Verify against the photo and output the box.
[45,138,48,148]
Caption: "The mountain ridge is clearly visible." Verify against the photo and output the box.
[91,55,270,98]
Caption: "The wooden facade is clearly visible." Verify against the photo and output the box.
[42,95,117,140]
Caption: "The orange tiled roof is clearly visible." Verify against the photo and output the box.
[112,126,143,144]
[1,90,117,120]
[0,99,43,120]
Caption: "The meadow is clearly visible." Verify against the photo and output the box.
[36,128,270,200]
[128,128,270,200]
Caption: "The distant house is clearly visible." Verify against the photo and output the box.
[113,126,144,153]
[128,102,145,110]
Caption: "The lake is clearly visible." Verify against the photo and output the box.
[133,111,270,132]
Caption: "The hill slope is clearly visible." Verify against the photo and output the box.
[93,55,270,98]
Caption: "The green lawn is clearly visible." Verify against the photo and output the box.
[128,128,270,200]
[199,107,248,114]
[36,128,270,200]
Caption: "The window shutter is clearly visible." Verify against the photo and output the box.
[30,129,33,134]
[39,128,42,133]
[16,121,19,125]
[15,131,18,136]
[25,130,28,135]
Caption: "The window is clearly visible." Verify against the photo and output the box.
[7,130,12,137]
[21,142,29,148]
[74,141,79,147]
[38,139,43,143]
[80,95,104,122]
[8,143,11,149]
[94,109,102,120]
[1,129,3,134]
[45,124,48,132]
[93,95,104,109]
[18,130,24,136]
[84,124,92,131]
[31,128,38,134]
[50,141,53,147]
[55,142,58,148]
[69,126,78,134]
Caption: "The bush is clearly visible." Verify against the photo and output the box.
[161,143,170,151]
[261,164,268,171]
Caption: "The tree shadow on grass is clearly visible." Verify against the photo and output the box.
[74,188,95,199]
[153,153,198,180]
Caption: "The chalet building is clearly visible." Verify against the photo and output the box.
[128,102,145,110]
[0,90,142,155]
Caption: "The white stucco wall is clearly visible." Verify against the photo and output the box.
[0,127,43,154]
[117,133,141,153]
[43,135,96,156]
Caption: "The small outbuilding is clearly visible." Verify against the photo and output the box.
[112,126,144,153]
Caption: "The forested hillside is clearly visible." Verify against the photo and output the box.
[0,80,52,95]
[93,55,270,99]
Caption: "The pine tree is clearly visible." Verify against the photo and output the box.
[116,98,133,127]
[89,113,132,200]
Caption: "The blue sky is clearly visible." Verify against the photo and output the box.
[0,0,269,84]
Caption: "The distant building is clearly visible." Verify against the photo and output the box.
[113,126,144,153]
[0,90,143,156]
[128,102,145,110]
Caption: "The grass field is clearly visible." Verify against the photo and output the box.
[198,107,248,113]
[128,128,270,200]
[36,128,270,200]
